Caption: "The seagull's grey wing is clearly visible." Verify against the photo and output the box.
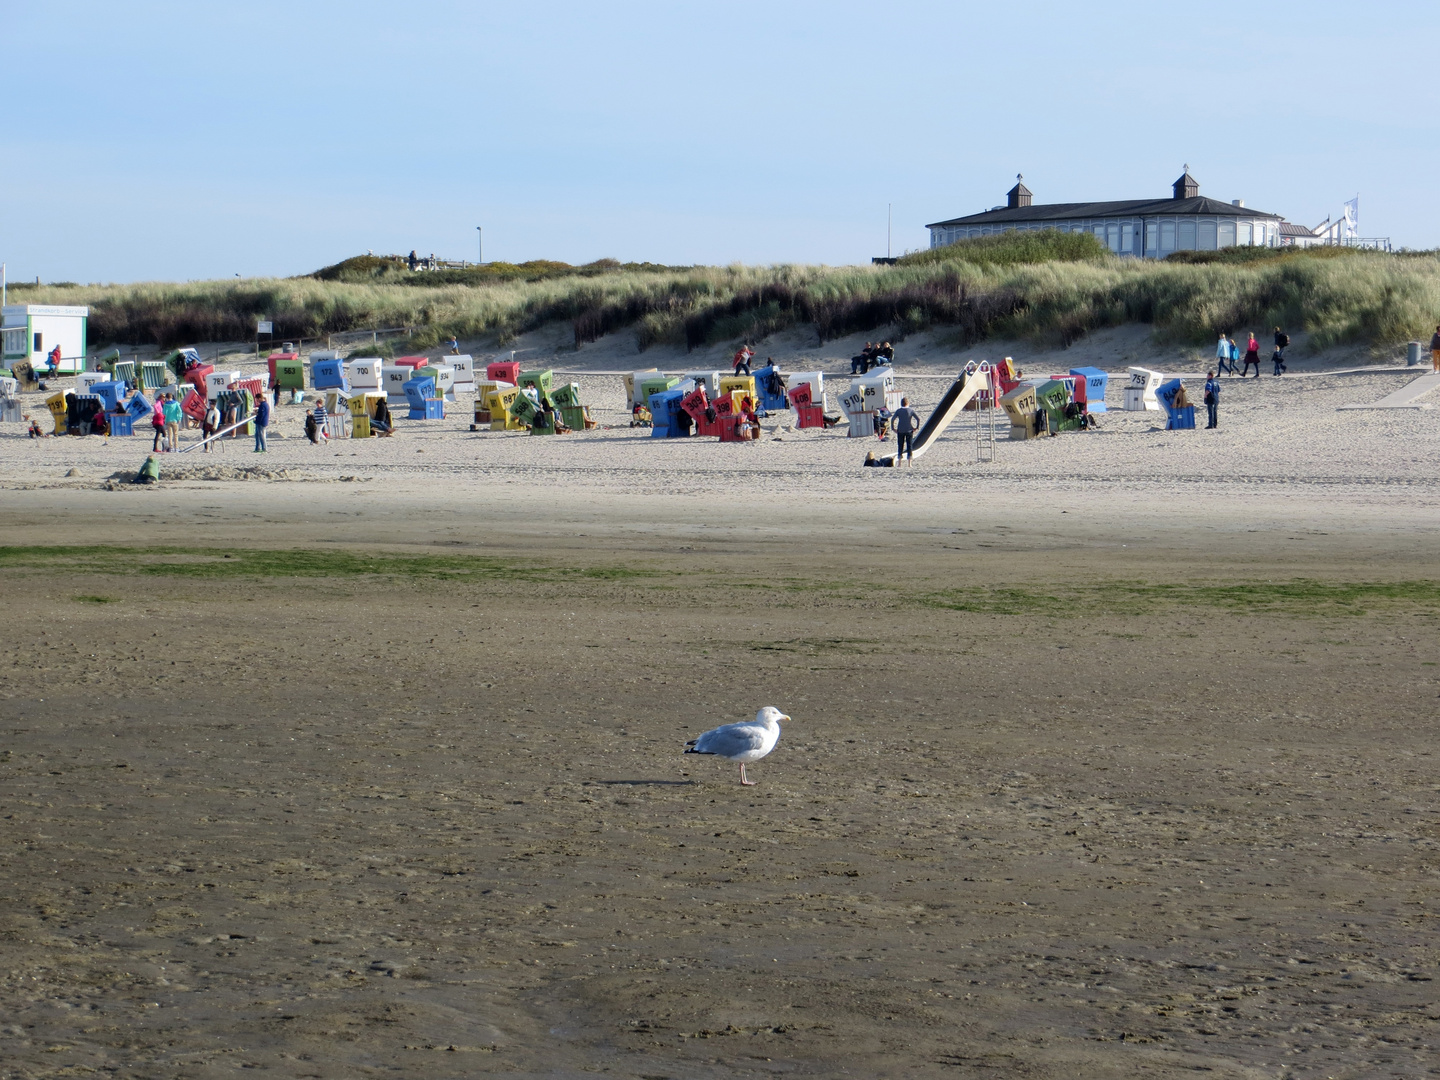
[690,722,766,757]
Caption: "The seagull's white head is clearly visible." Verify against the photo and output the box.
[757,706,790,726]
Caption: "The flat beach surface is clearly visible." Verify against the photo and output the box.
[3,359,1440,1078]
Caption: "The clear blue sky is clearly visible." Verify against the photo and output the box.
[5,0,1437,283]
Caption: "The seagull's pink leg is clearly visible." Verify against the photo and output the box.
[739,763,755,786]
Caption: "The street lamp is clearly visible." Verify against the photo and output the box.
[476,226,483,265]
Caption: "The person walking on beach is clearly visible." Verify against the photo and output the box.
[253,393,270,452]
[1227,335,1241,375]
[447,336,460,354]
[732,344,754,376]
[1271,326,1289,376]
[1430,325,1440,372]
[162,392,182,451]
[1242,333,1261,378]
[202,399,219,452]
[1204,370,1220,428]
[1214,332,1235,375]
[150,396,166,452]
[892,396,921,465]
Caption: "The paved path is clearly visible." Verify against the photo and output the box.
[1337,372,1440,410]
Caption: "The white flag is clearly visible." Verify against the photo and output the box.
[1342,197,1359,239]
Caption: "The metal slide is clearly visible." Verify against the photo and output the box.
[873,365,993,466]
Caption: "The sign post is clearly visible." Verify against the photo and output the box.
[256,320,272,364]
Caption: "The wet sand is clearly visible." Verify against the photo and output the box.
[2,477,1440,1079]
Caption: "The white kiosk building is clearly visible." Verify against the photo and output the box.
[2,305,90,374]
[927,172,1284,259]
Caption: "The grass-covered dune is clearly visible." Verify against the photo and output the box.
[15,233,1440,354]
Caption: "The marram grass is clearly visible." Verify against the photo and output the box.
[13,233,1440,354]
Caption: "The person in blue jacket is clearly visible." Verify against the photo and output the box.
[254,394,271,452]
[1203,370,1220,429]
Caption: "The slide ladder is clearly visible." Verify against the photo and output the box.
[874,361,997,466]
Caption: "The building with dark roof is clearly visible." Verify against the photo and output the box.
[926,171,1285,258]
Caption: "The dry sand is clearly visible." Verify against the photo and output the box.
[2,350,1440,1079]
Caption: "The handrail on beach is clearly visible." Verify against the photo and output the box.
[178,412,255,453]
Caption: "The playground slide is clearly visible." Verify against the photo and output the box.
[874,373,989,465]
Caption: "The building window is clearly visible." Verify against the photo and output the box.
[1121,222,1134,253]
[2,327,24,356]
[1146,221,1158,251]
[1161,221,1176,251]
[1178,220,1196,250]
[1104,223,1118,251]
[33,332,42,354]
[1239,223,1253,245]
[1198,220,1218,250]
[1218,221,1236,248]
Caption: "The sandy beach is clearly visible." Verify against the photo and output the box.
[2,341,1440,1080]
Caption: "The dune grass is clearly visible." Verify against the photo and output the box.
[918,578,1440,617]
[18,233,1440,355]
[0,545,660,583]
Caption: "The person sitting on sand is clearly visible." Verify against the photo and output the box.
[878,341,894,364]
[739,397,761,440]
[371,397,394,436]
[549,400,572,434]
[26,416,45,438]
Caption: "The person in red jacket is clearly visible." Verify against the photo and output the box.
[151,397,166,451]
[732,345,754,376]
[1241,333,1261,378]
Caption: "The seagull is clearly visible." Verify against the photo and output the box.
[684,706,789,785]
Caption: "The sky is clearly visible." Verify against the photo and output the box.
[4,0,1438,283]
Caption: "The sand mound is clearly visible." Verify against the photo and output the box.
[104,463,309,482]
